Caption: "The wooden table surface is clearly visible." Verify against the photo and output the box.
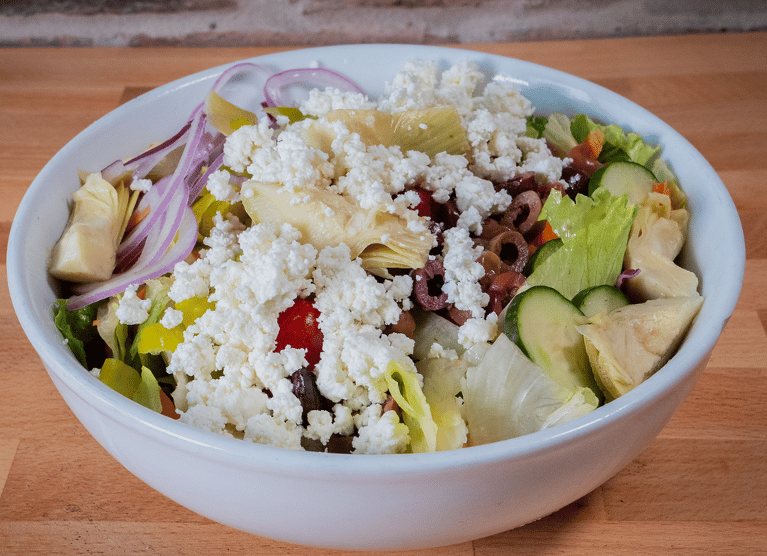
[1,33,766,555]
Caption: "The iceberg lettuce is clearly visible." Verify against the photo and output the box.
[463,334,597,444]
[525,188,637,300]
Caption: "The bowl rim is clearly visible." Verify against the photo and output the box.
[7,43,746,474]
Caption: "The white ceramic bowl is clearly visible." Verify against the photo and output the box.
[7,44,745,550]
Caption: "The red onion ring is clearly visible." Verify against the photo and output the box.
[264,67,366,107]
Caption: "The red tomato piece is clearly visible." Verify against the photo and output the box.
[412,187,433,219]
[275,299,323,366]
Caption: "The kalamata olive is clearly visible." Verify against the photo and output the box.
[385,310,416,338]
[494,171,537,196]
[501,190,542,234]
[325,434,355,454]
[486,271,526,315]
[477,250,510,288]
[486,230,529,273]
[478,218,513,240]
[561,166,590,199]
[381,395,401,417]
[412,258,449,311]
[291,367,323,425]
[447,305,473,326]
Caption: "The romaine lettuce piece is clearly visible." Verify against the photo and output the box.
[525,188,637,300]
[416,357,469,451]
[53,299,103,368]
[541,113,578,157]
[463,334,598,445]
[571,114,661,166]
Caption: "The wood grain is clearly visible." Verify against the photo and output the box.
[1,33,766,555]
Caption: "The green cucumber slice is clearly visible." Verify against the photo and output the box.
[588,161,657,205]
[504,285,598,395]
[523,237,563,276]
[572,285,629,318]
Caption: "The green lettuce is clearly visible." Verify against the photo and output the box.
[53,299,104,368]
[525,188,637,300]
[571,114,661,166]
[541,113,579,157]
[463,334,598,444]
[416,357,470,451]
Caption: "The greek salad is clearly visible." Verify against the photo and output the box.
[49,59,703,454]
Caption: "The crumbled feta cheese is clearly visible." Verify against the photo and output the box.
[115,284,151,325]
[352,405,410,454]
[130,178,152,193]
[161,307,184,329]
[206,169,240,203]
[458,313,499,349]
[441,227,488,318]
[155,59,570,454]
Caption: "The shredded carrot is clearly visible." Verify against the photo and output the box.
[539,221,558,243]
[137,284,147,300]
[653,181,671,196]
[126,206,151,231]
[586,129,604,159]
[530,221,558,248]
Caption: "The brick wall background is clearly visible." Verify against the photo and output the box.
[1,0,766,47]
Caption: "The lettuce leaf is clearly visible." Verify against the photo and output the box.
[416,357,469,451]
[571,114,661,166]
[525,188,637,300]
[541,113,578,157]
[53,299,104,368]
[463,334,598,444]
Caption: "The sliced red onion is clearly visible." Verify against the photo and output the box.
[616,268,641,290]
[101,120,192,184]
[67,207,198,310]
[189,151,225,202]
[116,174,174,266]
[264,67,366,107]
[209,62,273,115]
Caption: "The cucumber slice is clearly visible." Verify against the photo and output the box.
[572,285,629,318]
[503,285,599,395]
[523,237,563,276]
[588,161,657,205]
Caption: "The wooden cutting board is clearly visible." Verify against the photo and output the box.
[1,32,766,555]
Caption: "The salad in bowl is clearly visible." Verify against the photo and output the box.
[48,57,704,455]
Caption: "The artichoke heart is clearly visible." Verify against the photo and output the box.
[302,107,469,158]
[49,172,130,282]
[624,192,699,301]
[242,181,433,276]
[576,295,704,400]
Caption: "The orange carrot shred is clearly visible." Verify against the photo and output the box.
[653,182,671,196]
[126,206,151,231]
[586,129,604,159]
[136,284,147,300]
[531,221,558,248]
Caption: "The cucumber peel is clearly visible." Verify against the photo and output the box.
[504,285,600,397]
[588,161,657,205]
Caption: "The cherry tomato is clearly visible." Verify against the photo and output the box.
[275,299,323,366]
[412,187,433,219]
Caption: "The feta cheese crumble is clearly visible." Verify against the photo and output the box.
[90,59,570,455]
